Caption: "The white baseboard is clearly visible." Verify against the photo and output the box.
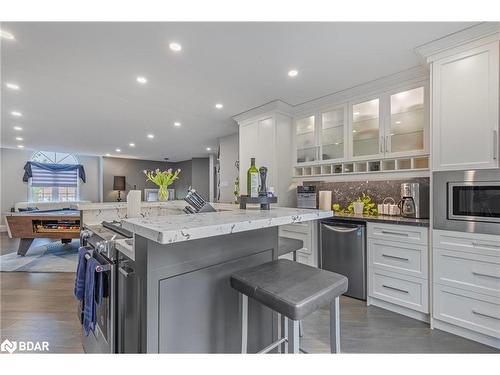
[433,319,500,350]
[368,296,430,323]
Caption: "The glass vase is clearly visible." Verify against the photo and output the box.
[158,186,169,201]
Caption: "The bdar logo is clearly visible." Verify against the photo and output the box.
[1,339,17,354]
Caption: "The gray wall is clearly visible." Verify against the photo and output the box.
[191,158,210,201]
[218,133,239,203]
[172,159,192,199]
[102,156,210,202]
[0,147,101,222]
[102,157,170,202]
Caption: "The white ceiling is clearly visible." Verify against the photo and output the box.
[1,22,475,161]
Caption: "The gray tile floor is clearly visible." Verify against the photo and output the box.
[302,296,498,353]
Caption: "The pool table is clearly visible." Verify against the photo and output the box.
[4,208,81,256]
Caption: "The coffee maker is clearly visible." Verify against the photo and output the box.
[398,182,429,219]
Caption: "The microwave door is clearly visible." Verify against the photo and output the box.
[448,182,500,224]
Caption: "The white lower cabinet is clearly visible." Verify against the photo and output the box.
[279,222,318,267]
[367,222,429,321]
[433,229,500,349]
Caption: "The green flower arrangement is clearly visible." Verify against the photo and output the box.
[332,193,378,216]
[144,168,181,201]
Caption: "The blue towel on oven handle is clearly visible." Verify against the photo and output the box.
[74,247,89,301]
[83,257,105,336]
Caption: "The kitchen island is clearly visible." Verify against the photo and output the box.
[116,205,332,353]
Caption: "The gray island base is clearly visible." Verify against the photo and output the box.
[118,206,332,353]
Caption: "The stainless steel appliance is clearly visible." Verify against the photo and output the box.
[79,221,134,353]
[320,219,366,300]
[297,186,317,209]
[398,182,429,219]
[433,169,500,235]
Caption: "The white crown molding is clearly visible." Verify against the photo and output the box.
[415,22,500,63]
[232,99,293,124]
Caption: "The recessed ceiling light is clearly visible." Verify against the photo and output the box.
[0,30,15,40]
[353,112,360,116]
[395,121,402,125]
[11,111,22,117]
[15,137,23,141]
[13,126,23,131]
[136,76,147,84]
[215,103,223,109]
[352,130,357,133]
[6,83,20,90]
[169,42,182,52]
[174,122,181,127]
[129,143,135,147]
[288,69,298,77]
[206,147,211,151]
[115,148,121,152]
[105,153,111,157]
[147,134,154,139]
[17,144,24,148]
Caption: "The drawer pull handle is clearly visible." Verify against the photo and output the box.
[381,230,409,237]
[472,271,500,280]
[472,310,500,321]
[472,242,500,249]
[382,284,409,294]
[382,254,409,261]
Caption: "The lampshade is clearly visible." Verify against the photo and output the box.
[113,176,126,191]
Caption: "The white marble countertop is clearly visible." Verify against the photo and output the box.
[71,200,185,210]
[121,205,333,244]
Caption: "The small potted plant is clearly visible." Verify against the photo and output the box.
[144,168,181,201]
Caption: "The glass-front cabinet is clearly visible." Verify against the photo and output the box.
[295,115,317,163]
[351,98,381,158]
[293,83,428,167]
[387,86,426,156]
[321,107,346,161]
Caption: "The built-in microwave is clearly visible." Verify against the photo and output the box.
[433,170,500,235]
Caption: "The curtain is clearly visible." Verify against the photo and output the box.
[23,162,86,185]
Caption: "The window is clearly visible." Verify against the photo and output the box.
[29,151,80,203]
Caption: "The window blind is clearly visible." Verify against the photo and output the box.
[30,165,79,187]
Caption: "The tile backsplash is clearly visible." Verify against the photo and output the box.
[305,178,429,209]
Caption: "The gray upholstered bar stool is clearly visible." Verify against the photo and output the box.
[230,259,348,354]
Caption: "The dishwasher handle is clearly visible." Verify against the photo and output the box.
[321,223,362,233]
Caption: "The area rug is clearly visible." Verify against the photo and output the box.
[0,239,79,272]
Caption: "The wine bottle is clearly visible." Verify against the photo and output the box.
[247,158,259,198]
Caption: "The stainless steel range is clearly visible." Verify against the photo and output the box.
[79,221,133,353]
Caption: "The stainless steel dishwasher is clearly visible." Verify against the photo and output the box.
[320,220,366,300]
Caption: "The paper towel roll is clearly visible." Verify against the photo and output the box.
[127,190,142,218]
[319,191,332,211]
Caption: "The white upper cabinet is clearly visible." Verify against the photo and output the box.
[320,106,347,161]
[293,80,429,169]
[386,86,428,157]
[295,115,317,163]
[350,98,382,159]
[431,40,499,171]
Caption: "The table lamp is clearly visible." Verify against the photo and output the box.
[113,176,126,202]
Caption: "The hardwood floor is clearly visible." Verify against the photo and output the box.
[0,233,497,354]
[0,272,84,353]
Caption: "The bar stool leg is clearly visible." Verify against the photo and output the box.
[241,294,248,354]
[287,319,300,354]
[329,296,340,353]
[280,314,288,353]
